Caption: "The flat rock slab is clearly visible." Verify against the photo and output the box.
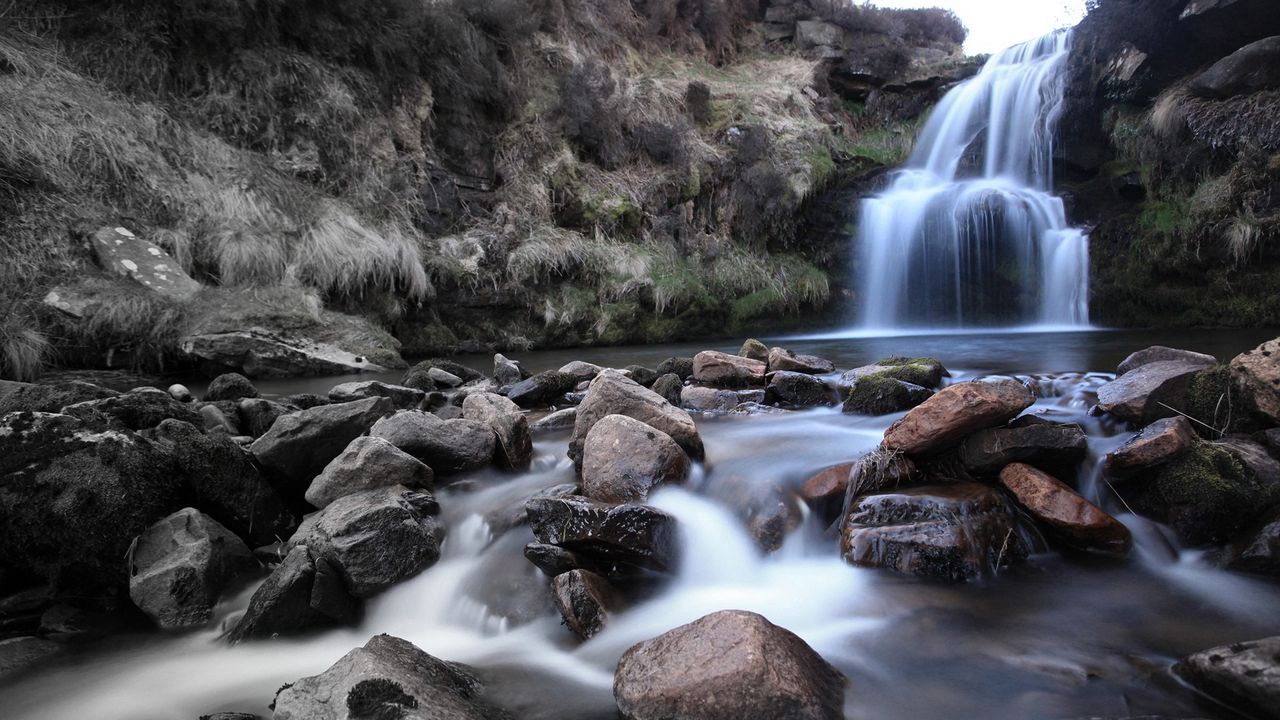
[882,378,1034,455]
[183,330,392,378]
[1174,636,1280,720]
[1096,360,1207,425]
[1105,416,1198,476]
[90,226,200,300]
[998,463,1131,556]
[1116,345,1216,375]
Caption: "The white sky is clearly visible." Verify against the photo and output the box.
[865,0,1089,55]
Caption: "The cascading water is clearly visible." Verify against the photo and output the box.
[857,30,1090,330]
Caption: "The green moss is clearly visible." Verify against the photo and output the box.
[870,357,945,388]
[1142,442,1262,545]
[843,375,930,415]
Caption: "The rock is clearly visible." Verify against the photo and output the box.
[842,376,932,415]
[739,338,769,362]
[767,347,835,375]
[692,350,766,387]
[656,357,695,380]
[1116,346,1216,376]
[167,384,192,402]
[795,18,844,50]
[0,380,118,415]
[89,226,200,300]
[1096,360,1209,425]
[840,484,1027,581]
[1189,35,1280,99]
[882,379,1035,455]
[800,462,855,524]
[237,397,291,438]
[651,373,683,406]
[508,371,579,408]
[493,353,523,386]
[552,569,616,640]
[427,367,464,388]
[328,381,424,409]
[569,370,703,468]
[61,387,203,430]
[182,330,394,379]
[0,636,61,679]
[272,634,510,720]
[624,365,659,388]
[205,373,260,402]
[840,357,949,390]
[305,436,433,509]
[1218,436,1280,487]
[767,371,835,408]
[283,393,331,410]
[250,397,393,492]
[680,385,762,413]
[558,360,604,382]
[225,545,356,643]
[435,405,464,420]
[289,486,443,598]
[582,415,690,503]
[998,464,1131,555]
[958,421,1089,476]
[614,609,845,720]
[200,713,261,720]
[525,495,679,575]
[523,543,587,577]
[531,407,576,431]
[1229,508,1280,576]
[1230,337,1280,424]
[1174,636,1280,720]
[370,411,495,474]
[404,359,483,389]
[199,403,240,435]
[462,392,532,471]
[1104,416,1198,476]
[128,508,256,629]
[709,476,803,553]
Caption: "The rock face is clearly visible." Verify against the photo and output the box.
[1189,35,1280,98]
[129,508,255,629]
[89,226,201,300]
[272,634,510,720]
[997,464,1131,556]
[1104,415,1198,475]
[582,414,690,503]
[493,353,524,386]
[767,371,835,408]
[507,371,578,408]
[250,397,393,491]
[225,545,356,643]
[328,381,425,409]
[182,330,394,378]
[305,436,434,509]
[1095,360,1208,425]
[691,350,766,387]
[462,392,532,471]
[882,379,1035,455]
[1116,345,1216,375]
[289,486,444,598]
[569,370,703,467]
[958,421,1089,476]
[1231,337,1280,424]
[552,569,616,640]
[840,484,1027,581]
[767,346,834,375]
[614,609,845,720]
[205,373,260,402]
[1174,636,1280,720]
[842,376,932,415]
[526,495,679,576]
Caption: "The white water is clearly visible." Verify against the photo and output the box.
[856,31,1090,330]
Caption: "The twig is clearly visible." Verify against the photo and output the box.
[1156,401,1223,438]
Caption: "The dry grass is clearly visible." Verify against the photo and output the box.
[0,306,50,381]
[1227,211,1262,266]
[1151,85,1190,141]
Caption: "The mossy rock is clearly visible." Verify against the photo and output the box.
[396,322,459,358]
[870,357,948,389]
[843,376,933,415]
[1184,364,1261,437]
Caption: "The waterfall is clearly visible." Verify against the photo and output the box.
[856,30,1089,330]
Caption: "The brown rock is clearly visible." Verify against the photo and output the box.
[552,569,616,640]
[569,370,703,468]
[801,462,855,523]
[882,379,1035,456]
[582,414,690,503]
[1095,360,1208,425]
[1230,337,1280,424]
[998,463,1131,556]
[692,350,766,387]
[958,421,1088,476]
[1104,416,1198,476]
[1116,345,1216,375]
[767,346,835,375]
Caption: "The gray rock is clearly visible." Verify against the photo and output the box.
[553,569,616,640]
[205,373,260,402]
[767,346,834,375]
[656,357,694,380]
[0,636,61,679]
[167,384,192,402]
[305,436,434,509]
[531,407,577,431]
[958,421,1089,476]
[89,225,199,299]
[523,543,587,577]
[1174,636,1280,720]
[1116,346,1216,376]
[1096,360,1209,425]
[508,371,579,408]
[767,371,835,408]
[650,373,683,406]
[0,380,118,415]
[569,370,703,468]
[370,411,496,474]
[1189,35,1280,99]
[236,397,292,438]
[61,387,203,430]
[250,397,393,491]
[182,330,394,378]
[328,381,425,409]
[462,392,532,471]
[493,353,523,386]
[225,545,356,643]
[526,495,679,576]
[582,414,689,503]
[681,385,761,413]
[199,404,239,435]
[427,367,464,388]
[624,365,659,388]
[558,360,604,382]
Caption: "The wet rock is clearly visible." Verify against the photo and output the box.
[569,370,703,468]
[283,393,330,410]
[656,356,695,380]
[614,609,845,720]
[462,392,532,471]
[524,543,587,577]
[1231,337,1280,424]
[531,407,576,431]
[305,436,433,509]
[225,545,356,643]
[692,350,766,387]
[168,384,192,402]
[205,373,259,402]
[272,634,510,720]
[1174,636,1280,720]
[129,508,256,629]
[401,359,481,391]
[1116,346,1216,376]
[236,397,291,438]
[843,376,932,415]
[840,483,1027,581]
[200,713,261,720]
[373,412,495,475]
[709,476,804,553]
[328,381,424,409]
[844,449,921,499]
[250,397,393,492]
[430,367,465,388]
[493,353,523,386]
[1218,436,1280,487]
[767,371,836,408]
[199,403,240,435]
[508,371,579,408]
[624,365,659,388]
[1096,361,1209,425]
[553,569,616,640]
[1189,35,1280,99]
[739,338,769,362]
[841,357,949,390]
[801,462,855,524]
[0,636,61,679]
[559,360,604,383]
[998,463,1131,556]
[681,385,763,413]
[1228,508,1280,577]
[651,373,683,406]
[959,421,1089,477]
[882,379,1035,455]
[582,414,690,503]
[767,346,835,375]
[61,387,203,430]
[1104,416,1198,476]
[289,486,444,598]
[0,380,118,415]
[525,495,679,575]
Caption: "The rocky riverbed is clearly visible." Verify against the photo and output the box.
[1,332,1279,719]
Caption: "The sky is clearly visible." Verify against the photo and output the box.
[866,0,1089,55]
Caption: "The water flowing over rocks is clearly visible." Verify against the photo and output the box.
[304,436,434,510]
[569,370,703,468]
[997,463,1131,556]
[708,475,805,553]
[250,397,393,492]
[1174,636,1280,720]
[581,414,690,503]
[225,545,356,643]
[882,379,1035,455]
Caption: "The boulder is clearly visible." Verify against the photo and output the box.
[0,380,118,415]
[428,367,464,388]
[680,385,764,413]
[840,484,1027,581]
[531,407,576,431]
[525,495,679,575]
[225,545,356,643]
[199,403,240,435]
[462,392,532,471]
[1104,416,1198,476]
[182,330,394,378]
[559,360,604,382]
[236,397,292,438]
[767,371,835,408]
[129,508,256,629]
[840,357,948,390]
[250,397,393,492]
[767,347,834,375]
[582,414,690,503]
[656,357,695,380]
[552,569,616,640]
[842,376,932,415]
[958,421,1089,476]
[370,411,495,474]
[404,359,483,387]
[289,486,444,598]
[691,350,766,387]
[1095,360,1209,425]
[61,387,203,430]
[88,226,201,300]
[1174,636,1280,720]
[624,365,659,388]
[800,462,855,524]
[167,384,192,402]
[569,370,703,467]
[651,373,683,406]
[998,464,1131,556]
[1116,345,1216,376]
[882,379,1035,455]
[305,436,434,509]
[328,381,424,409]
[1189,35,1280,99]
[493,353,523,386]
[1230,337,1280,424]
[738,338,769,362]
[1228,508,1280,576]
[708,475,804,553]
[204,373,259,402]
[508,371,579,408]
[614,609,845,720]
[272,634,511,720]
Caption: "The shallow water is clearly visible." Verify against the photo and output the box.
[3,328,1278,720]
